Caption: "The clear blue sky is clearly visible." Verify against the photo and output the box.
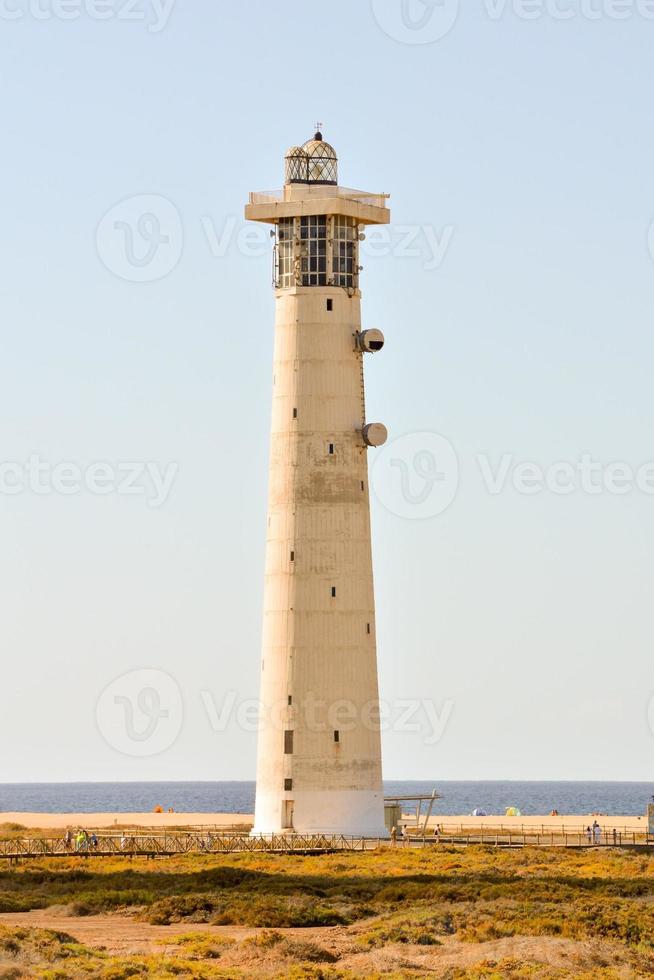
[2,0,654,784]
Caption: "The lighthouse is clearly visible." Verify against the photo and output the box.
[246,130,390,836]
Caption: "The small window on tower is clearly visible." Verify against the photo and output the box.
[334,730,340,743]
[284,730,294,754]
[288,695,292,706]
[293,408,298,419]
[366,623,371,635]
[361,481,365,491]
[284,778,293,791]
[329,443,334,455]
[331,586,336,598]
[290,550,295,562]
[326,299,333,311]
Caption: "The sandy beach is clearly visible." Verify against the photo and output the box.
[0,812,254,830]
[0,812,647,833]
[423,813,647,833]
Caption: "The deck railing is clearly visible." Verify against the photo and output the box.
[0,833,378,859]
[0,829,650,860]
[248,187,390,209]
[423,821,646,838]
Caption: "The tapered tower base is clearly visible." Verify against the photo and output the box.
[252,789,388,837]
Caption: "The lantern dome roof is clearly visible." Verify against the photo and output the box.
[284,131,338,185]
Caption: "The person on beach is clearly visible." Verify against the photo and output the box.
[390,825,397,846]
[593,821,601,843]
[64,830,72,850]
[612,828,617,845]
[586,825,592,843]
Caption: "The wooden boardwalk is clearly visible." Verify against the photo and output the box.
[406,831,651,849]
[0,829,651,860]
[0,832,380,860]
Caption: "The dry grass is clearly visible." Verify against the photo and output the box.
[1,846,653,976]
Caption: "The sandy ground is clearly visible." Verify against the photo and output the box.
[0,811,646,832]
[0,909,631,974]
[0,812,253,830]
[424,813,647,833]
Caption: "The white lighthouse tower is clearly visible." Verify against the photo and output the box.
[246,130,390,836]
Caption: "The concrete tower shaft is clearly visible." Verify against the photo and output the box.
[246,134,390,835]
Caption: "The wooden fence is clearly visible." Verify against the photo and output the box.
[0,829,651,860]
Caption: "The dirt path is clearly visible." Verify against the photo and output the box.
[0,909,627,975]
[0,909,258,954]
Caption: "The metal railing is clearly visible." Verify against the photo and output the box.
[1,829,651,860]
[402,829,650,848]
[248,187,389,209]
[0,832,380,860]
[430,821,645,837]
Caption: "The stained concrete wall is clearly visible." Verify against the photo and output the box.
[252,285,386,835]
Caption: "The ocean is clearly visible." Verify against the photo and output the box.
[0,782,651,816]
